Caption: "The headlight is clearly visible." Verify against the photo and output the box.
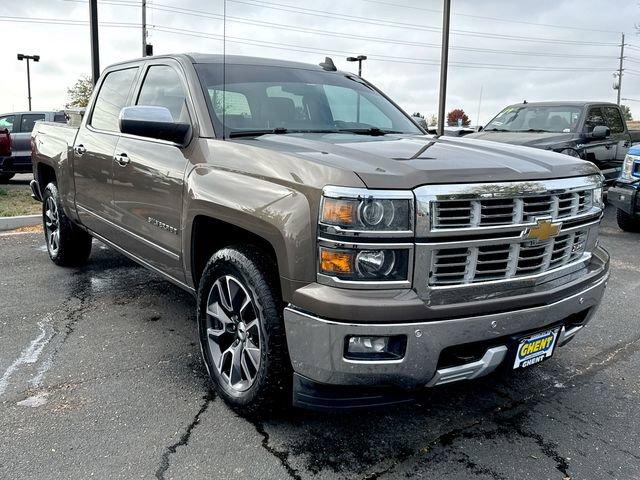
[319,245,410,282]
[621,154,639,181]
[592,186,603,208]
[320,187,413,236]
[318,187,414,287]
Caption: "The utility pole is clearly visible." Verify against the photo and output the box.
[142,0,148,56]
[89,0,100,84]
[17,54,40,111]
[617,32,625,106]
[437,0,451,136]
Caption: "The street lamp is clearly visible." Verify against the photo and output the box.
[17,53,40,111]
[346,55,367,77]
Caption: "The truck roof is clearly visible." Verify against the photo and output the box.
[108,53,346,74]
[505,101,620,108]
[0,110,62,116]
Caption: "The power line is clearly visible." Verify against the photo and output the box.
[360,0,622,35]
[145,2,620,61]
[224,0,619,46]
[149,25,616,72]
[0,15,138,28]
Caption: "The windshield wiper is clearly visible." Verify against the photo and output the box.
[336,127,403,136]
[228,127,289,138]
[516,129,552,133]
[228,128,346,138]
[483,128,510,132]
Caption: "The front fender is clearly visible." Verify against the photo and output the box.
[183,165,316,295]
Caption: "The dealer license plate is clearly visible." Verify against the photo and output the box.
[513,328,560,369]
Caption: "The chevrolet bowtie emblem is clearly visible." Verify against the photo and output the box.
[525,218,562,243]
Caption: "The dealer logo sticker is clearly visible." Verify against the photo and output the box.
[513,328,560,369]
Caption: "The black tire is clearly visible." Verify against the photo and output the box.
[197,246,291,415]
[616,208,640,233]
[0,173,15,183]
[42,182,92,266]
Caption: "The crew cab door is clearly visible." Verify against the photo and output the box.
[111,62,192,281]
[73,66,139,236]
[580,106,618,183]
[601,105,631,169]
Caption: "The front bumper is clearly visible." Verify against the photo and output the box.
[608,182,639,216]
[284,248,609,392]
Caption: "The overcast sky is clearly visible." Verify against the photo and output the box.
[1,0,639,123]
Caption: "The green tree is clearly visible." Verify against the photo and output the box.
[621,104,633,122]
[66,76,93,108]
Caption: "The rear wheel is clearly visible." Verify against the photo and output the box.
[197,246,290,414]
[0,173,15,183]
[616,208,640,233]
[42,182,92,266]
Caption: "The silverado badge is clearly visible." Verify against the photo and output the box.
[524,218,562,243]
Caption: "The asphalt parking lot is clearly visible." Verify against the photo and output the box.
[0,205,639,480]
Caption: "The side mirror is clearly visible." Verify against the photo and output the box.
[119,106,190,145]
[590,125,610,140]
[477,125,484,132]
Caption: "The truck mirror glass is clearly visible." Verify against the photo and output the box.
[119,106,190,145]
[591,125,610,140]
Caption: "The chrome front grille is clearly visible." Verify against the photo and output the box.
[432,190,592,230]
[430,229,588,286]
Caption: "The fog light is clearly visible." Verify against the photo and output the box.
[355,250,395,277]
[344,335,407,360]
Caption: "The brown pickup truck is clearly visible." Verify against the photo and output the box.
[31,54,610,413]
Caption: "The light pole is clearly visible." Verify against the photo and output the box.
[437,0,451,136]
[17,54,40,111]
[346,55,367,77]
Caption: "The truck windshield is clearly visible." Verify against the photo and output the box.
[485,105,583,133]
[195,63,422,137]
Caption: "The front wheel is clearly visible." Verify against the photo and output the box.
[197,246,290,414]
[42,182,92,266]
[617,208,640,233]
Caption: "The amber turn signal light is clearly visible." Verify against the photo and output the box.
[320,248,354,274]
[321,198,356,226]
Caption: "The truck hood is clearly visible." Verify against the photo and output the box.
[230,133,598,190]
[465,131,575,149]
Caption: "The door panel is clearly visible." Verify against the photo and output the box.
[112,137,187,280]
[73,67,139,236]
[110,63,192,280]
[581,107,618,183]
[13,113,46,168]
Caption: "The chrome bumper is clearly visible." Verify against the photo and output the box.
[284,272,608,388]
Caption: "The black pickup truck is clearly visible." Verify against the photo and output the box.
[467,102,640,185]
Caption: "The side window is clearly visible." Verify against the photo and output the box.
[90,67,138,132]
[20,114,46,133]
[137,65,190,123]
[584,107,605,133]
[602,107,625,134]
[0,115,15,133]
[323,85,392,128]
[53,113,67,123]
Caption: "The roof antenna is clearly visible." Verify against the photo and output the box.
[319,57,337,71]
[523,99,528,104]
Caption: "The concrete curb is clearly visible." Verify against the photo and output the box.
[0,214,40,231]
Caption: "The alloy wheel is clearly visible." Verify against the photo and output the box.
[205,275,262,392]
[44,196,60,256]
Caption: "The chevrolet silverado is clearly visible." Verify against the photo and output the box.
[31,54,610,412]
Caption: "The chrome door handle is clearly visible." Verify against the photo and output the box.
[74,144,86,156]
[114,152,130,167]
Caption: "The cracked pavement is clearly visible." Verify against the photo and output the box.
[0,205,639,479]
